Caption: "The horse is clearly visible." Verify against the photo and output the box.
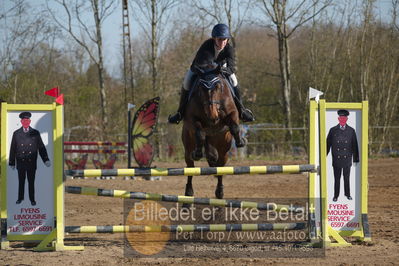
[182,64,247,199]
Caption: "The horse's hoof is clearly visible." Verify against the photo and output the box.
[236,137,247,148]
[207,156,218,166]
[191,150,203,161]
[206,153,218,165]
[215,185,224,199]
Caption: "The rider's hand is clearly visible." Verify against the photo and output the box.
[220,66,229,75]
[10,165,15,170]
[45,160,51,167]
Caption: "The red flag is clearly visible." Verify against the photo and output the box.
[45,87,59,98]
[55,94,64,105]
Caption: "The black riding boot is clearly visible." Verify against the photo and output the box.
[233,86,254,122]
[168,88,189,124]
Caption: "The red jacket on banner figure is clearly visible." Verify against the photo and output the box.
[9,112,51,206]
[327,109,359,202]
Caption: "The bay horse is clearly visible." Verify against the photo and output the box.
[182,64,246,199]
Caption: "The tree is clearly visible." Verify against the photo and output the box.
[131,0,179,94]
[257,0,331,141]
[0,0,57,103]
[190,0,252,47]
[374,0,399,153]
[48,0,117,132]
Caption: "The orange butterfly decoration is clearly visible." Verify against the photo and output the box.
[131,97,160,167]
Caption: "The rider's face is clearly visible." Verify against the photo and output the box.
[214,37,228,50]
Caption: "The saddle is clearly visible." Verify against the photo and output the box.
[188,67,236,101]
[198,74,221,90]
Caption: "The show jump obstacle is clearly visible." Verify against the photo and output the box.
[65,223,306,234]
[64,141,127,154]
[65,186,305,213]
[65,164,317,178]
[0,99,371,252]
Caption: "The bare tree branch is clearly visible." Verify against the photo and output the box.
[285,0,307,21]
[48,0,97,63]
[47,0,117,131]
[190,0,252,46]
[131,0,179,93]
[259,0,277,24]
[287,0,332,38]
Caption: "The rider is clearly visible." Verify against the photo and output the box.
[168,23,255,124]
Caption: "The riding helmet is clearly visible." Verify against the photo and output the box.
[211,24,231,38]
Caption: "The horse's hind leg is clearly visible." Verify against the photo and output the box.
[183,174,194,210]
[215,175,224,199]
[185,175,194,197]
[207,152,227,200]
[183,145,195,210]
[183,127,196,198]
[207,156,223,199]
[212,139,231,199]
[185,153,195,197]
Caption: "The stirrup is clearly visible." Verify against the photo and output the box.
[168,112,182,124]
[241,108,255,122]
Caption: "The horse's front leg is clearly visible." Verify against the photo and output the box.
[192,123,205,160]
[205,138,219,165]
[228,123,247,148]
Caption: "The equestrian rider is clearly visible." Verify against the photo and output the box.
[168,23,254,124]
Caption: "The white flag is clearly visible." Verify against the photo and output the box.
[309,87,324,102]
[127,103,135,111]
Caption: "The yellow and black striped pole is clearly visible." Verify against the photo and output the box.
[65,186,304,213]
[65,164,317,178]
[65,223,307,233]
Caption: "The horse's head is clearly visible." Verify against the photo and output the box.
[193,64,225,124]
